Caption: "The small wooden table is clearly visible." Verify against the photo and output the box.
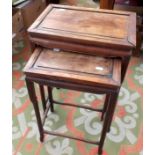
[24,47,121,155]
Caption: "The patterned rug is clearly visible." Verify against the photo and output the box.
[12,2,143,155]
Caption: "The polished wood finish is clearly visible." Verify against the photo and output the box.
[100,0,115,9]
[26,75,118,94]
[27,4,136,82]
[36,49,113,76]
[98,91,119,154]
[24,46,121,154]
[24,47,121,88]
[39,84,46,111]
[25,4,136,155]
[47,86,54,112]
[28,4,136,52]
[101,94,110,121]
[25,79,44,142]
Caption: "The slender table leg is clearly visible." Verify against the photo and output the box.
[101,94,110,121]
[25,78,44,142]
[39,84,46,112]
[106,91,119,133]
[121,56,130,83]
[98,91,119,155]
[47,86,54,112]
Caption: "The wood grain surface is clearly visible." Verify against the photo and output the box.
[24,47,121,88]
[28,4,136,51]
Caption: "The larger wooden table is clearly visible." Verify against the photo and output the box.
[24,4,136,155]
[28,4,136,82]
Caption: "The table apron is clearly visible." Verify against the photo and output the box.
[26,76,120,94]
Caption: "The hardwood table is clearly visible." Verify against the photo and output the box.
[24,4,136,154]
[24,47,122,155]
[28,4,136,82]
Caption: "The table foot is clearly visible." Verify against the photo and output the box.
[98,149,103,155]
[47,86,54,112]
[40,135,44,142]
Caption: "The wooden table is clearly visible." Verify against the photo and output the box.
[24,47,122,154]
[24,4,136,154]
[28,4,136,82]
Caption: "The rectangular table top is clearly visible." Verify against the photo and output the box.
[24,48,121,88]
[28,4,136,53]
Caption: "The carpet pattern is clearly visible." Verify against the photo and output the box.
[13,2,143,154]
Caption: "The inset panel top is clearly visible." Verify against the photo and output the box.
[28,4,136,50]
[24,48,121,88]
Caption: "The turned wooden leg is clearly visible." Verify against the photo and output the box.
[39,84,46,112]
[101,94,110,121]
[47,86,54,112]
[98,91,119,154]
[26,78,44,142]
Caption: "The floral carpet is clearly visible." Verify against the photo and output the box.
[12,2,143,155]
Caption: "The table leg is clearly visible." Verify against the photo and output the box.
[121,56,130,83]
[106,92,119,133]
[47,86,54,112]
[98,91,119,155]
[100,0,115,9]
[39,84,46,112]
[101,94,110,121]
[25,78,44,142]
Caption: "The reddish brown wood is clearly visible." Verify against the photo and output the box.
[24,46,122,153]
[39,84,46,111]
[100,0,115,9]
[47,86,54,112]
[25,78,44,142]
[121,56,130,82]
[28,4,136,53]
[37,49,113,76]
[98,91,119,154]
[42,101,51,126]
[101,94,110,121]
[24,47,121,89]
[24,4,136,154]
[27,4,136,82]
[29,37,132,57]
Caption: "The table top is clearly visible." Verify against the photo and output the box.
[28,4,136,51]
[24,47,121,88]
